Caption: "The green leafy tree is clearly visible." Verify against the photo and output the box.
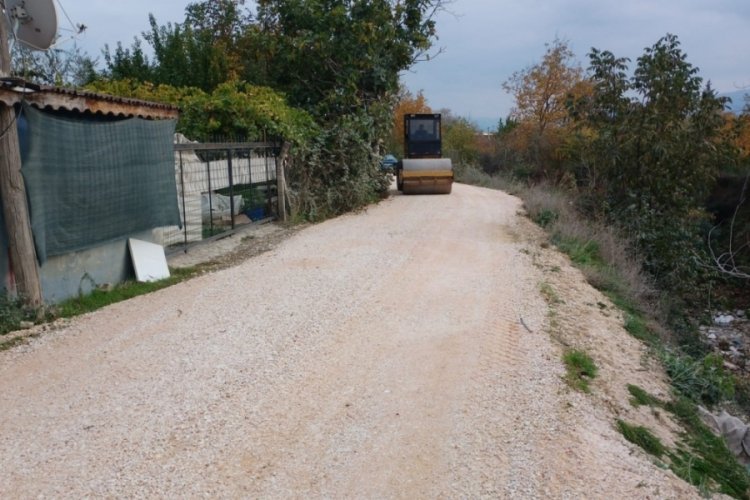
[254,0,446,219]
[103,38,154,83]
[440,110,479,173]
[571,34,731,293]
[144,15,226,90]
[86,79,316,143]
[103,1,250,91]
[256,0,443,116]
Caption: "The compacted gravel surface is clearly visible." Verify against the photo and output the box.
[0,183,699,498]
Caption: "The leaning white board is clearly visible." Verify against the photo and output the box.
[128,238,170,282]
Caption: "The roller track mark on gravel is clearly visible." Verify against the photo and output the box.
[220,205,488,497]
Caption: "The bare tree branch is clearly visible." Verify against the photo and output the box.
[707,171,750,279]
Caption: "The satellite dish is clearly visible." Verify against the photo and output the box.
[5,0,58,51]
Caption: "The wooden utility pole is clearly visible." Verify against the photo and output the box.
[0,18,43,306]
[276,142,291,222]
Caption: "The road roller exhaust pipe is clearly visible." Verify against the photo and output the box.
[396,114,453,195]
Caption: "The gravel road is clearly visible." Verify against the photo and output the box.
[0,183,699,498]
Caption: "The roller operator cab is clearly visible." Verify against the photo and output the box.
[396,114,453,195]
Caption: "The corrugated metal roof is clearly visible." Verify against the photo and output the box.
[0,79,179,119]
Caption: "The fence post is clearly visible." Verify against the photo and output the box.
[206,156,213,238]
[264,146,271,214]
[178,151,188,251]
[276,142,291,222]
[227,149,235,230]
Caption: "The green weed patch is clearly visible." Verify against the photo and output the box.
[617,420,666,457]
[619,386,750,499]
[666,398,750,499]
[563,349,598,393]
[56,267,198,318]
[552,234,602,267]
[627,384,662,408]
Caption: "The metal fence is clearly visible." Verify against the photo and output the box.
[155,141,280,252]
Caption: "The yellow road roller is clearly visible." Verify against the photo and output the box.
[396,113,453,195]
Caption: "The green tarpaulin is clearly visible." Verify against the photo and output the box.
[20,105,180,263]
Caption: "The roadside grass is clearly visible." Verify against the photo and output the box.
[521,181,656,314]
[459,169,750,497]
[0,266,203,352]
[622,313,657,343]
[56,267,200,318]
[666,398,750,499]
[628,384,663,408]
[455,165,525,195]
[617,419,666,457]
[563,349,598,393]
[620,385,749,498]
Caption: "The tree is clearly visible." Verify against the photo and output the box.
[253,0,446,219]
[144,14,225,90]
[256,0,445,116]
[723,112,750,161]
[103,38,154,83]
[389,87,432,153]
[103,1,251,91]
[12,44,97,86]
[87,78,316,143]
[184,0,251,40]
[184,0,253,82]
[571,34,730,292]
[502,38,590,176]
[439,110,479,172]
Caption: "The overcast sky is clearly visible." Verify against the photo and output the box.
[55,0,750,130]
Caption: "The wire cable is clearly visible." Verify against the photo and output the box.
[54,0,76,32]
[0,105,19,141]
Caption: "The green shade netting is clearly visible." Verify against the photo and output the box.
[21,104,180,263]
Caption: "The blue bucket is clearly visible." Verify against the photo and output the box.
[245,206,266,221]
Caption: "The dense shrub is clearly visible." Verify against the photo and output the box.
[86,79,317,143]
[662,351,735,406]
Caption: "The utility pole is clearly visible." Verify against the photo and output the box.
[0,15,43,306]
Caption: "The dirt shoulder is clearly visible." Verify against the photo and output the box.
[0,183,700,498]
[166,220,302,272]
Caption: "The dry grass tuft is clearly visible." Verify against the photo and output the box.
[521,183,659,320]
